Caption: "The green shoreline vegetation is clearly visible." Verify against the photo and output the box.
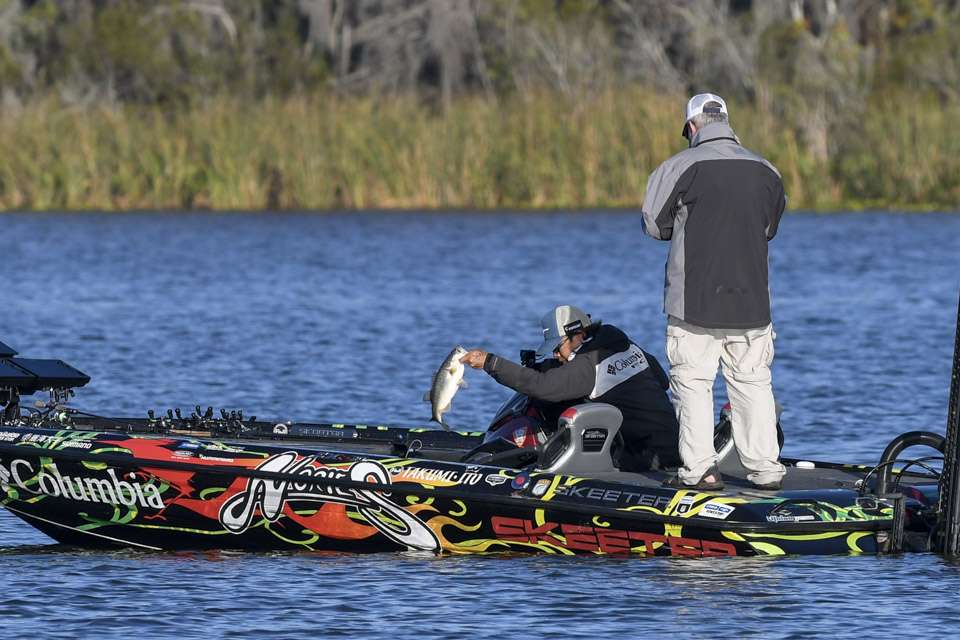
[2,88,957,212]
[0,1,957,212]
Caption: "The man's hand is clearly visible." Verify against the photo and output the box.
[460,349,488,369]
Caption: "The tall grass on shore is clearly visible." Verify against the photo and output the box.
[0,88,957,211]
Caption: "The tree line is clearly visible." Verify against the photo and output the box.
[0,0,957,211]
[1,1,956,104]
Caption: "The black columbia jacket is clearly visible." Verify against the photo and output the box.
[641,122,786,329]
[483,324,681,472]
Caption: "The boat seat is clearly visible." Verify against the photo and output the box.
[536,402,623,475]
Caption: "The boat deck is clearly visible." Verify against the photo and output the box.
[581,455,934,498]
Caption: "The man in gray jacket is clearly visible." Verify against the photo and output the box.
[642,93,786,491]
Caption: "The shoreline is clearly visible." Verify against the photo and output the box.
[0,89,957,213]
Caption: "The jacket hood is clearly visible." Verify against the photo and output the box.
[579,324,628,355]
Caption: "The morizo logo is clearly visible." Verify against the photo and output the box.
[219,453,440,552]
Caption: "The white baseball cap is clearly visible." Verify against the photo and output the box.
[535,305,596,358]
[682,93,728,138]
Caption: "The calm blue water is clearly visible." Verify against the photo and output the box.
[2,211,960,638]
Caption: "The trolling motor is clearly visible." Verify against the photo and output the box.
[0,342,90,427]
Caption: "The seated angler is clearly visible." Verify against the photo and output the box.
[460,305,681,472]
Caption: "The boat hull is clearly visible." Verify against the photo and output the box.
[0,427,896,556]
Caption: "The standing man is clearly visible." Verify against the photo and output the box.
[642,93,787,491]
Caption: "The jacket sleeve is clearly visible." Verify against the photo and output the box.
[764,165,787,241]
[641,157,692,241]
[483,354,595,402]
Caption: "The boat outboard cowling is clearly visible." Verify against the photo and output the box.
[537,403,622,475]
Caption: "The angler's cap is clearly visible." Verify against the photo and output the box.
[536,305,595,358]
[682,92,728,138]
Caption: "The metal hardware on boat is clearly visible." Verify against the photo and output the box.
[881,493,906,554]
[875,431,945,496]
[861,455,943,498]
[888,457,943,491]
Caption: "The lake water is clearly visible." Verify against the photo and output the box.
[1,211,960,638]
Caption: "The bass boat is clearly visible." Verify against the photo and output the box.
[0,336,951,558]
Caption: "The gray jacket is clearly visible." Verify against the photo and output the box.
[641,122,786,329]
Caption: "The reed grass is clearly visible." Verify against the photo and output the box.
[0,88,957,211]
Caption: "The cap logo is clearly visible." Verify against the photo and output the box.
[563,320,583,335]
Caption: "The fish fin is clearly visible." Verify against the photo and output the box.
[458,379,468,389]
[429,416,450,431]
[423,392,431,402]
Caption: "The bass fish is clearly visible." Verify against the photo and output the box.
[425,345,468,430]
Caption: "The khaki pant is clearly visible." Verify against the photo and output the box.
[666,317,786,485]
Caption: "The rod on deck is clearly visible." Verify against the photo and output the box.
[936,292,960,554]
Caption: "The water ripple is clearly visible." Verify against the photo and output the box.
[1,211,960,637]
